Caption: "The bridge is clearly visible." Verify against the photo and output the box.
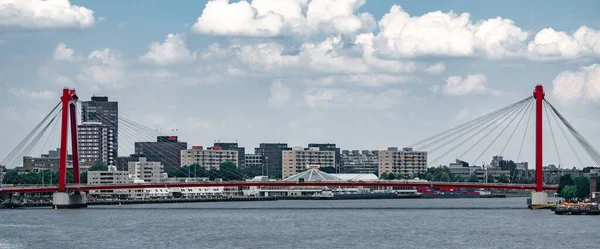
[1,85,596,208]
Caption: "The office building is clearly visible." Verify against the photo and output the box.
[255,143,291,178]
[135,136,187,170]
[23,148,73,172]
[281,146,335,179]
[81,96,118,159]
[245,154,263,168]
[378,147,427,177]
[78,122,114,166]
[214,142,245,168]
[341,150,379,173]
[128,157,165,183]
[180,146,239,170]
[308,143,340,167]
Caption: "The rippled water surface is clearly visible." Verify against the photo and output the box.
[1,198,597,249]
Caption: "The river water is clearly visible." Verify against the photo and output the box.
[0,197,597,249]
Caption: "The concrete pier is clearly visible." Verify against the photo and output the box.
[52,192,87,209]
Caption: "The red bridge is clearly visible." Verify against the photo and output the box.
[2,85,597,207]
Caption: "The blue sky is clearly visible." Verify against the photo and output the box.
[1,0,599,168]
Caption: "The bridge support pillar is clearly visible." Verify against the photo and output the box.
[531,191,548,205]
[52,192,87,209]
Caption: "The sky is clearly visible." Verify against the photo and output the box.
[0,0,599,169]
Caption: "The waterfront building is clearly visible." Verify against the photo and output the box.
[281,147,335,179]
[78,122,114,166]
[308,143,341,168]
[23,148,73,172]
[128,157,166,183]
[115,154,145,171]
[341,150,379,173]
[245,154,263,168]
[516,162,528,170]
[135,136,187,170]
[378,147,427,177]
[490,155,504,169]
[81,96,118,159]
[254,143,291,178]
[180,146,239,170]
[214,142,245,168]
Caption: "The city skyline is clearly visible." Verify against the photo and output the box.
[1,0,599,169]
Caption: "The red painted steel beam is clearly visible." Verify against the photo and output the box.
[533,85,545,192]
[66,182,557,191]
[69,102,80,185]
[0,181,558,193]
[58,89,70,191]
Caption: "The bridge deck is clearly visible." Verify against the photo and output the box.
[1,181,558,193]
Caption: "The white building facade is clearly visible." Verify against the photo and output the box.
[180,147,239,169]
[281,147,335,179]
[78,122,114,166]
[378,147,427,177]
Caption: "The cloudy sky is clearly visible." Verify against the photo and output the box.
[1,0,599,168]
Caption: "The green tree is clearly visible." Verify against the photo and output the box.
[89,161,108,171]
[561,185,577,200]
[439,172,450,182]
[468,174,479,182]
[425,172,434,181]
[80,171,88,184]
[385,173,396,180]
[557,174,574,195]
[573,176,590,199]
[396,172,405,179]
[453,175,464,182]
[498,173,509,183]
[380,172,388,179]
[487,174,495,183]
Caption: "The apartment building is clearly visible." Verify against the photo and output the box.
[281,146,335,179]
[378,147,427,177]
[180,146,239,170]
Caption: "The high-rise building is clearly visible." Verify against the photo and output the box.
[281,146,335,179]
[490,155,504,169]
[308,143,340,168]
[78,122,114,166]
[135,136,187,170]
[128,157,165,183]
[378,147,427,177]
[254,143,291,178]
[81,96,118,159]
[341,150,379,173]
[180,146,238,170]
[214,142,245,168]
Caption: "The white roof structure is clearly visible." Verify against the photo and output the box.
[332,173,379,181]
[283,168,341,182]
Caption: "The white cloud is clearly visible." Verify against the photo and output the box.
[53,43,74,61]
[77,48,127,89]
[6,88,58,100]
[140,33,196,65]
[425,63,446,75]
[206,36,415,76]
[191,0,374,37]
[372,6,527,58]
[552,64,600,102]
[428,84,440,94]
[528,26,600,60]
[310,74,412,87]
[443,74,493,96]
[304,88,405,110]
[268,80,291,108]
[0,0,96,30]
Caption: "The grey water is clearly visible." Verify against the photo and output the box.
[0,197,597,249]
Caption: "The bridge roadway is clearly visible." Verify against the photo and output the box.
[0,181,558,194]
